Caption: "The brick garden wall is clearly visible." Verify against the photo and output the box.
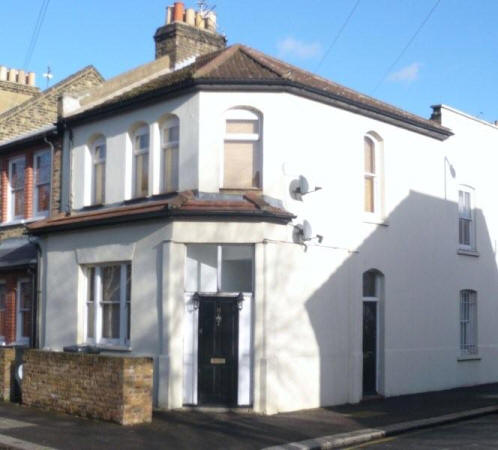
[22,350,153,425]
[0,348,15,401]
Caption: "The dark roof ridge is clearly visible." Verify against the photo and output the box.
[193,44,242,78]
[0,65,104,122]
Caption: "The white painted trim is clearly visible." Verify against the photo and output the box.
[238,293,252,405]
[8,156,26,222]
[183,293,198,405]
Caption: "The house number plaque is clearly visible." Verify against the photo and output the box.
[210,357,226,365]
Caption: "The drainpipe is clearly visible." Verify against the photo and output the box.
[43,134,55,215]
[27,236,41,349]
[60,120,73,215]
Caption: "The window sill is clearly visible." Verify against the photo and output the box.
[220,188,262,194]
[0,217,41,227]
[457,355,481,362]
[96,345,132,352]
[363,217,389,227]
[457,248,480,257]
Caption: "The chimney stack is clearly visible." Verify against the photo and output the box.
[154,2,226,68]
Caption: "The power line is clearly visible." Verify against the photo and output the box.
[372,0,441,94]
[315,0,361,71]
[23,0,50,69]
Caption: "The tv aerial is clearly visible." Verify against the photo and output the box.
[42,66,53,88]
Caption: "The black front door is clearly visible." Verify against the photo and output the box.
[198,297,239,406]
[362,301,377,396]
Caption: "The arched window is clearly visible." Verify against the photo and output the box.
[460,289,478,355]
[91,136,106,205]
[132,125,150,198]
[223,108,262,189]
[364,136,377,213]
[161,116,179,193]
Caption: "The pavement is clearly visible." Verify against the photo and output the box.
[0,383,496,449]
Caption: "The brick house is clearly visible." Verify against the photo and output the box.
[0,66,103,346]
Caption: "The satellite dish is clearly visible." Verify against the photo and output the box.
[299,175,310,195]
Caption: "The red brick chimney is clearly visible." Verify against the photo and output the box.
[154,2,226,67]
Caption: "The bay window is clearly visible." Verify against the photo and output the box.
[133,126,149,198]
[92,137,106,205]
[33,150,51,216]
[85,263,131,346]
[223,109,262,189]
[161,117,179,193]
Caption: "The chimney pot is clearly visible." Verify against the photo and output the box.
[173,2,184,22]
[166,6,173,24]
[0,66,6,82]
[494,120,498,126]
[7,69,17,83]
[206,11,216,31]
[28,72,36,86]
[195,12,205,29]
[17,70,25,85]
[185,8,195,26]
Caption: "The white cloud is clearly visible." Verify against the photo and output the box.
[277,37,322,59]
[388,62,422,83]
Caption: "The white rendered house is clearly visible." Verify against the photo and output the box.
[29,3,498,414]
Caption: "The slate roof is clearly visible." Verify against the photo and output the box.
[65,45,452,140]
[27,191,294,233]
[0,238,37,270]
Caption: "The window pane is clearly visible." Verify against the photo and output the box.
[163,125,179,144]
[95,143,106,162]
[35,152,51,184]
[126,264,131,341]
[102,303,120,339]
[19,281,32,340]
[185,245,218,292]
[136,132,149,150]
[224,141,260,188]
[364,138,375,173]
[363,271,377,297]
[226,120,258,134]
[11,160,25,189]
[163,146,178,192]
[364,176,374,213]
[220,246,253,292]
[20,282,32,310]
[135,153,149,197]
[37,184,50,212]
[14,191,24,217]
[94,162,105,204]
[102,266,121,302]
[87,303,94,339]
[459,218,471,246]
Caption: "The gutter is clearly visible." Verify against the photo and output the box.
[62,78,452,141]
[28,207,294,235]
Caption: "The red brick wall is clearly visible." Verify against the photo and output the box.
[1,159,8,223]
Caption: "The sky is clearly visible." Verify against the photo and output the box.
[1,0,497,123]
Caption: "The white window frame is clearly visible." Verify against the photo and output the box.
[16,278,31,345]
[458,186,476,251]
[460,289,478,355]
[363,135,383,219]
[84,263,131,347]
[8,156,26,221]
[91,137,106,205]
[132,125,150,198]
[161,117,179,193]
[33,149,51,218]
[222,108,262,189]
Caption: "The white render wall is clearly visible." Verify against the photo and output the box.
[46,89,498,414]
